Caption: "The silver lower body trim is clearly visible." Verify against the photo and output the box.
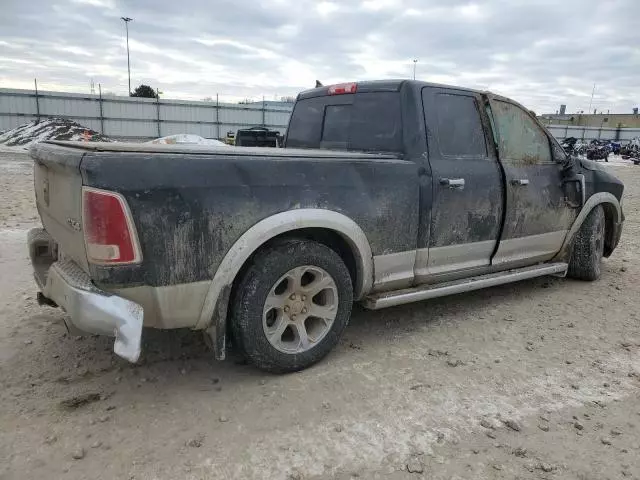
[363,262,568,310]
[492,231,568,266]
[110,281,210,329]
[372,250,415,292]
[415,240,496,278]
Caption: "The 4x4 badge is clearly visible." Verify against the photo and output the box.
[66,218,81,231]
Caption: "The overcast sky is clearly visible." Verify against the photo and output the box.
[1,0,638,113]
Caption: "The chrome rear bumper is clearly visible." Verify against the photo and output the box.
[28,228,143,362]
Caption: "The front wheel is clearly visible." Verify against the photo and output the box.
[567,205,606,281]
[230,239,353,373]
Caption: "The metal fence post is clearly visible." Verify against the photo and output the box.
[98,84,105,135]
[216,93,220,139]
[156,89,161,138]
[34,78,40,123]
[262,95,265,126]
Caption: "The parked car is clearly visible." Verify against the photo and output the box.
[235,126,282,147]
[28,80,624,372]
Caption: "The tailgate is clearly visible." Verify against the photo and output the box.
[31,142,89,272]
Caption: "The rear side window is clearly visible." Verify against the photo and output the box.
[491,100,552,164]
[286,92,402,153]
[434,94,487,157]
[286,99,324,147]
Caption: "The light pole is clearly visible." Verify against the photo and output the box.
[588,83,596,114]
[121,17,133,95]
[412,59,418,80]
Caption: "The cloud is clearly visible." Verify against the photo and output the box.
[69,0,116,8]
[0,0,638,111]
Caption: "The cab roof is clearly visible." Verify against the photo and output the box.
[297,79,484,100]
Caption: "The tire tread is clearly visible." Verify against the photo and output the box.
[568,205,605,281]
[230,239,353,373]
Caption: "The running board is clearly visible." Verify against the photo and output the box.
[363,263,568,310]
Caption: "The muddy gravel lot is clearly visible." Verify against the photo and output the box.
[0,147,639,480]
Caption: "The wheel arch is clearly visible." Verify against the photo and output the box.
[195,209,374,350]
[555,192,622,261]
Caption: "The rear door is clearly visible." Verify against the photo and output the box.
[415,87,503,282]
[487,97,577,266]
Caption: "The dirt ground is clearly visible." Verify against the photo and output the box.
[0,148,639,480]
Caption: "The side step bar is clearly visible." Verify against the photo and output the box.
[363,262,568,310]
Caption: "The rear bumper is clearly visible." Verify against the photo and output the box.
[28,228,143,362]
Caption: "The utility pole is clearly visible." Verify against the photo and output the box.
[412,59,418,80]
[587,83,596,115]
[121,17,133,95]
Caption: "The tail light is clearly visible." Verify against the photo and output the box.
[327,82,357,95]
[82,187,142,264]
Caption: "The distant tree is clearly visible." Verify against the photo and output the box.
[130,84,158,98]
[279,96,296,103]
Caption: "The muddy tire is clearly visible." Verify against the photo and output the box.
[568,205,605,281]
[230,239,353,373]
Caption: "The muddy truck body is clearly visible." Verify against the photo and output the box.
[28,80,623,372]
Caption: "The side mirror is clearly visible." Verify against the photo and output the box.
[551,141,568,164]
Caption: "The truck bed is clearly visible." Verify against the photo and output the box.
[30,140,418,296]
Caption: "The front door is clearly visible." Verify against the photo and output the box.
[415,87,503,282]
[487,97,577,266]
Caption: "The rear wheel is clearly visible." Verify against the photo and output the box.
[568,205,605,281]
[230,239,353,373]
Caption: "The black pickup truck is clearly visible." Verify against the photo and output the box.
[28,80,624,372]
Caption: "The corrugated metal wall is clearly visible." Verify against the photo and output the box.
[0,88,293,139]
[3,88,639,143]
[546,124,640,141]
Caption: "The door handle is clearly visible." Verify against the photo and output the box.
[440,178,465,189]
[511,179,529,186]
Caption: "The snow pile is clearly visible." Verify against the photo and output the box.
[147,134,227,147]
[0,118,111,148]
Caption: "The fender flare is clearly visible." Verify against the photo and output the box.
[195,209,374,333]
[554,192,622,260]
